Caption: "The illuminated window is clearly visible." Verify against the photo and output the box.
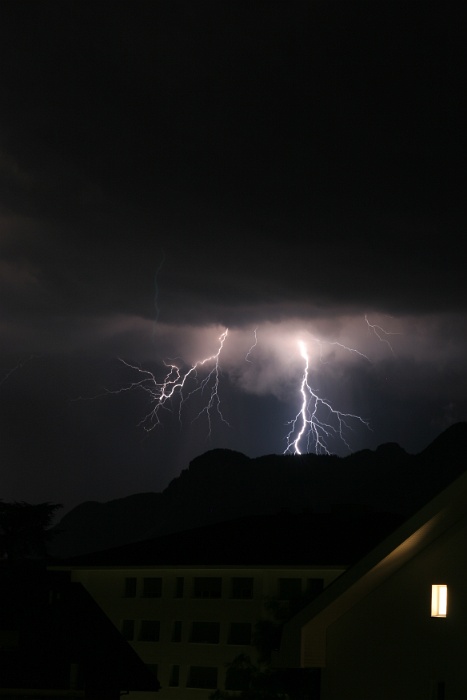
[431,584,448,617]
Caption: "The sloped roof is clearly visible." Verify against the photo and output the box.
[0,568,160,693]
[277,465,467,668]
[57,509,404,568]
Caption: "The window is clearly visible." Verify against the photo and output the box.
[169,665,180,687]
[278,578,302,600]
[172,620,182,642]
[142,577,162,597]
[187,666,218,689]
[175,576,184,598]
[228,622,252,645]
[190,621,220,644]
[121,619,135,641]
[231,577,254,599]
[430,680,445,700]
[193,577,222,598]
[431,585,448,617]
[123,577,137,597]
[139,620,160,641]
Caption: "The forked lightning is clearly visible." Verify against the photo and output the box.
[107,317,397,454]
[283,339,370,455]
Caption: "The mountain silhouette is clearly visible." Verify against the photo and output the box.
[50,423,467,558]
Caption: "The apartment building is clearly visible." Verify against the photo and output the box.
[55,510,401,699]
[64,563,339,698]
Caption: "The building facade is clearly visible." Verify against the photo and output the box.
[66,562,343,699]
[278,470,467,699]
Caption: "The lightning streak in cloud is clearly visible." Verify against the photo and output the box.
[111,329,229,436]
[0,355,36,388]
[365,314,400,356]
[284,340,370,455]
[245,327,258,363]
[104,317,397,456]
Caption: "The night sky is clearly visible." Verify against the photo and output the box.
[1,0,466,513]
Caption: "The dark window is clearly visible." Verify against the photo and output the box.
[190,621,220,644]
[175,576,184,598]
[169,665,180,687]
[142,577,162,597]
[121,619,135,641]
[228,622,252,645]
[307,578,324,598]
[139,620,160,642]
[124,577,137,597]
[231,577,254,599]
[172,620,182,642]
[193,577,222,598]
[431,681,445,700]
[187,666,218,689]
[278,578,302,600]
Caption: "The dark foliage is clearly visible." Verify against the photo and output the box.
[0,501,62,563]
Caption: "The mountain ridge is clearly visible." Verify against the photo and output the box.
[50,423,467,557]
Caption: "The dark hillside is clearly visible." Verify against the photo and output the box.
[50,423,467,558]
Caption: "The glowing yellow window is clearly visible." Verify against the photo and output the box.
[431,584,447,617]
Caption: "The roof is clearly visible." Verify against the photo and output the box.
[276,465,467,668]
[0,567,160,693]
[56,509,404,568]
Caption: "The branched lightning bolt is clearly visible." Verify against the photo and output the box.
[313,337,370,364]
[365,314,400,356]
[89,314,397,456]
[284,339,370,456]
[108,329,230,436]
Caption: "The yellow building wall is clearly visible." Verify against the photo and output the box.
[69,564,344,700]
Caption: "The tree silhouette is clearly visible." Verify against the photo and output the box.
[0,501,62,564]
[210,590,322,700]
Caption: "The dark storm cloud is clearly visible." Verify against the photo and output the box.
[1,0,465,329]
[1,1,466,510]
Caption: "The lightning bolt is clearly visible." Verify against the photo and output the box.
[109,329,230,437]
[93,316,397,456]
[0,355,36,388]
[365,314,400,356]
[284,339,370,456]
[245,327,258,363]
